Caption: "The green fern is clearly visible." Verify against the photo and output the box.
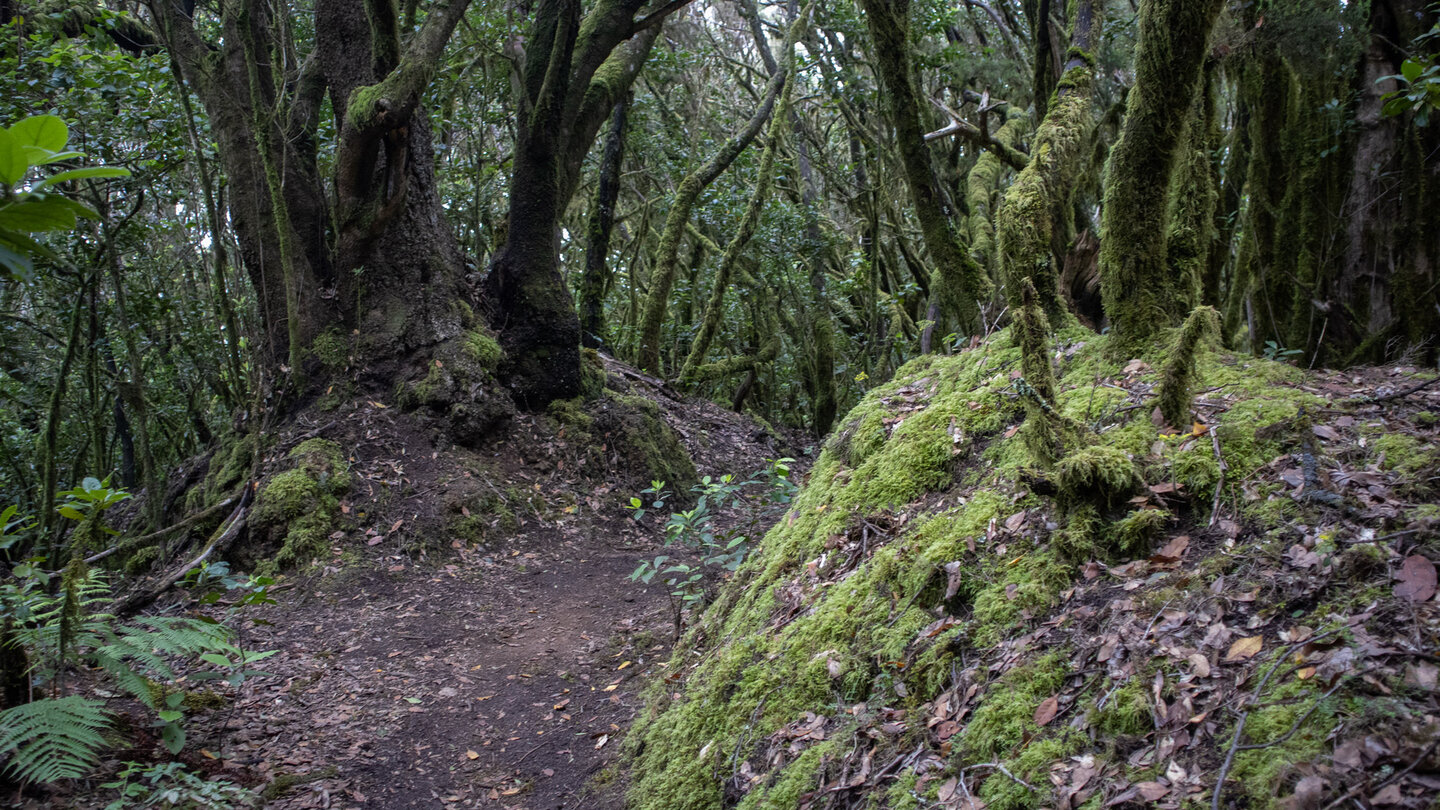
[93,617,234,709]
[0,696,110,783]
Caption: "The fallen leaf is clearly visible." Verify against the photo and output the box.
[1033,696,1059,726]
[1225,635,1264,662]
[1152,535,1189,562]
[465,750,479,760]
[1187,653,1211,678]
[1135,781,1170,801]
[1370,783,1404,805]
[1394,555,1437,602]
[594,734,609,749]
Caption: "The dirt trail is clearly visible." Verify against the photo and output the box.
[225,522,672,810]
[183,385,801,810]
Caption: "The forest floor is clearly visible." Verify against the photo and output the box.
[43,360,807,810]
[26,352,1440,810]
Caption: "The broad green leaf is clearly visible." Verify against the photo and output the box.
[199,653,231,667]
[0,128,22,186]
[82,476,102,491]
[1402,59,1423,83]
[56,505,85,521]
[160,721,185,754]
[32,150,84,165]
[8,115,68,153]
[35,166,130,189]
[0,198,79,232]
[0,240,34,281]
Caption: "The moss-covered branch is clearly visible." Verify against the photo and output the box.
[995,0,1101,321]
[635,6,809,373]
[861,0,986,335]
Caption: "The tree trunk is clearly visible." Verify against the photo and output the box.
[487,0,678,407]
[580,96,631,350]
[996,0,1100,320]
[1334,0,1440,362]
[635,20,796,374]
[1098,0,1225,347]
[860,0,985,337]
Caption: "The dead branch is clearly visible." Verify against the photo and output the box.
[113,483,253,617]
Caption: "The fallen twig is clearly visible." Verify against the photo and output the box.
[1353,375,1440,404]
[1208,424,1227,527]
[114,483,253,617]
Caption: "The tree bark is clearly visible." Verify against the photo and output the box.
[487,0,685,407]
[860,0,985,337]
[1098,0,1226,347]
[996,0,1100,320]
[635,9,804,373]
[580,95,631,350]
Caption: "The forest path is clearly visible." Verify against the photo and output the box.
[221,517,675,810]
[193,382,800,810]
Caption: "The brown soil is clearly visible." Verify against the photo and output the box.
[45,363,806,810]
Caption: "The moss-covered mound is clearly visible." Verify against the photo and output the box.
[625,327,1439,810]
[548,389,699,494]
[250,438,352,572]
[396,328,514,447]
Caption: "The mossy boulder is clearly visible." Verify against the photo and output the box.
[251,438,351,571]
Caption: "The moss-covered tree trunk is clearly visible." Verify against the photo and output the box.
[860,0,986,337]
[1098,0,1225,346]
[579,95,631,351]
[1333,0,1440,362]
[636,8,808,374]
[485,0,675,405]
[995,0,1101,320]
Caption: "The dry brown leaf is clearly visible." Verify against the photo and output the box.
[1033,696,1059,726]
[1225,635,1264,662]
[1135,781,1170,801]
[1394,554,1437,602]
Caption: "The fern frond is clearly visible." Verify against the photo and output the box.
[0,696,110,783]
[93,616,234,707]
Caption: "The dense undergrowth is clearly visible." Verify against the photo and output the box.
[624,324,1440,810]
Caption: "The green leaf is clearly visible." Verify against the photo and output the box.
[0,198,79,232]
[157,709,183,722]
[199,653,231,668]
[31,150,84,166]
[0,128,23,187]
[1402,59,1423,83]
[35,166,130,189]
[56,505,85,521]
[0,240,34,281]
[160,722,185,754]
[82,477,102,492]
[9,115,69,153]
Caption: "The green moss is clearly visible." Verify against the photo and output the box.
[254,439,350,572]
[124,545,160,575]
[1110,508,1168,556]
[957,653,1080,810]
[1372,433,1438,478]
[1227,676,1339,810]
[260,767,339,802]
[600,393,699,492]
[1094,678,1151,736]
[960,652,1068,759]
[736,738,838,810]
[1057,445,1140,508]
[625,328,1360,810]
[310,328,350,370]
[462,329,504,371]
[1153,306,1220,429]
